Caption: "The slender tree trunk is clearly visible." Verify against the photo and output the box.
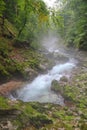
[17,17,27,38]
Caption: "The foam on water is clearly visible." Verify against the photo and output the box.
[14,61,75,105]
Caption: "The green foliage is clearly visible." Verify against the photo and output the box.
[0,96,8,108]
[0,0,5,17]
[0,39,25,80]
[30,41,40,49]
[55,0,87,50]
[29,114,53,129]
[0,41,9,57]
[51,10,64,33]
[0,93,87,129]
[0,0,49,49]
[0,0,50,80]
[3,0,18,23]
[0,58,25,80]
[16,0,49,43]
[0,63,9,77]
[0,40,11,79]
[80,123,87,130]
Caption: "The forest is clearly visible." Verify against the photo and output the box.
[0,0,50,81]
[0,0,87,80]
[52,0,87,50]
[0,0,87,48]
[0,0,87,130]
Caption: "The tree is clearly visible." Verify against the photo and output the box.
[0,0,49,47]
[16,0,49,42]
[55,0,87,50]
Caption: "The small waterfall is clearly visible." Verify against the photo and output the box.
[10,34,78,105]
[12,60,75,105]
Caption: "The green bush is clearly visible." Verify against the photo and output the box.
[0,41,10,57]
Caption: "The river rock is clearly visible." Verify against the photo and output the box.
[0,121,16,130]
[24,68,38,80]
[39,63,47,71]
[51,80,63,94]
[0,109,21,116]
[0,81,23,96]
[60,76,68,82]
[53,51,69,62]
[39,61,54,72]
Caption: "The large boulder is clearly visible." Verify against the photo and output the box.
[39,63,47,71]
[51,80,63,94]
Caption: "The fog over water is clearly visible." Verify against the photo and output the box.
[10,33,77,105]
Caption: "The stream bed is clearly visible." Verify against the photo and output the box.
[12,61,76,105]
[10,36,79,105]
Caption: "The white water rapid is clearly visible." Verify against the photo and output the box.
[12,60,76,105]
[11,35,77,105]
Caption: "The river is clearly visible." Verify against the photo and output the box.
[10,35,78,105]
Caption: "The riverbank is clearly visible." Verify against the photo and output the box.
[0,48,87,130]
[0,35,53,82]
[0,39,70,98]
[0,66,87,130]
[0,35,56,97]
[0,33,87,130]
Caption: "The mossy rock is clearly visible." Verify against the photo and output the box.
[63,86,77,102]
[13,39,30,48]
[29,114,53,129]
[51,80,63,94]
[0,96,9,109]
[0,63,10,81]
[80,123,87,130]
[60,76,68,82]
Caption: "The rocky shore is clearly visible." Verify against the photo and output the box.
[0,47,87,130]
[0,58,87,130]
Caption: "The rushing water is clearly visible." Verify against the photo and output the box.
[11,59,76,105]
[11,36,77,105]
